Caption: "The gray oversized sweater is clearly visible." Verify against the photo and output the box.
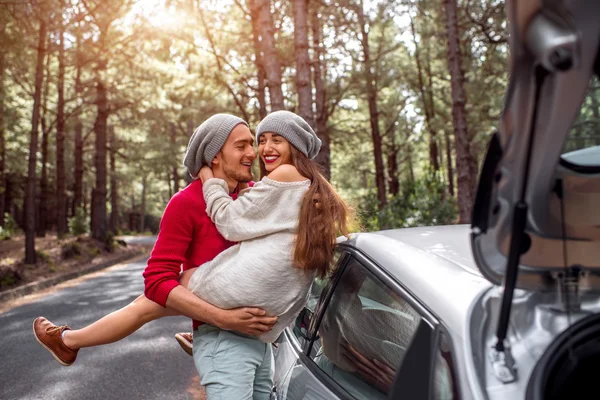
[187,176,315,343]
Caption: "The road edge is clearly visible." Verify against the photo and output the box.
[0,250,146,304]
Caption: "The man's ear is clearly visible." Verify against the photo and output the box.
[212,152,221,166]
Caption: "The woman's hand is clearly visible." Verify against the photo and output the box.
[198,166,214,183]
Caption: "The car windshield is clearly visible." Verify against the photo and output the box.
[561,75,600,168]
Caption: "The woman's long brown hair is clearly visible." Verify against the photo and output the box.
[260,146,354,279]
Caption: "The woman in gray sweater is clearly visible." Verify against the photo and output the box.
[33,110,354,399]
[185,110,353,398]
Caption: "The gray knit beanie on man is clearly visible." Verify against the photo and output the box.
[183,113,248,178]
[256,110,321,159]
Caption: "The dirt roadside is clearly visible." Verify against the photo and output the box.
[0,234,152,311]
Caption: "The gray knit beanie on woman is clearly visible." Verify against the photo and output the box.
[183,114,248,178]
[256,111,321,159]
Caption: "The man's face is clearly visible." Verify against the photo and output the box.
[214,124,256,183]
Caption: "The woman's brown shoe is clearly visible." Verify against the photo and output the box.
[175,332,193,356]
[33,317,79,366]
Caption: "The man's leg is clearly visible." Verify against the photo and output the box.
[253,343,275,400]
[193,326,263,400]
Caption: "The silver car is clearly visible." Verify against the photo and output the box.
[272,0,600,399]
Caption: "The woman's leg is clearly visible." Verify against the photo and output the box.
[62,294,178,349]
[63,267,198,349]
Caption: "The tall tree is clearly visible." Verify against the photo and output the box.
[25,17,47,264]
[293,0,314,127]
[444,129,455,196]
[38,42,52,237]
[109,126,118,234]
[196,5,250,122]
[169,122,180,193]
[310,2,330,178]
[73,24,83,214]
[55,0,67,236]
[139,174,147,233]
[0,21,6,226]
[356,0,386,208]
[252,0,285,111]
[250,7,268,119]
[443,0,475,222]
[409,12,439,172]
[91,74,109,241]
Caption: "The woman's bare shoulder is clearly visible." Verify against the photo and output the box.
[268,164,309,182]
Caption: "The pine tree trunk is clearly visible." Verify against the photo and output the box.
[293,0,314,127]
[406,129,415,184]
[91,77,108,241]
[357,2,386,208]
[169,122,180,193]
[250,4,268,119]
[310,3,330,178]
[73,28,83,214]
[25,19,47,264]
[0,25,5,226]
[252,0,285,111]
[74,121,83,212]
[409,15,440,172]
[4,175,12,222]
[184,119,194,185]
[443,0,475,223]
[167,170,173,198]
[56,7,67,237]
[387,146,400,196]
[37,41,51,237]
[445,128,455,196]
[38,122,49,236]
[140,175,147,233]
[109,126,118,234]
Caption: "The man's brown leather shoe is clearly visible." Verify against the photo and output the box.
[33,317,79,366]
[175,332,193,356]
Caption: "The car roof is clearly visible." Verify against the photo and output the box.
[346,225,492,337]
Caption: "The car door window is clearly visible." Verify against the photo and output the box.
[307,257,422,399]
[291,250,346,348]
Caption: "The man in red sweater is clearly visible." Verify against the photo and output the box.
[143,114,277,335]
[32,114,276,371]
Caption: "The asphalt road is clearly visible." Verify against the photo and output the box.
[0,254,200,400]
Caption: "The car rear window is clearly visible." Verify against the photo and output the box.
[561,75,600,168]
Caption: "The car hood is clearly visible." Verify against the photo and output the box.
[471,0,600,292]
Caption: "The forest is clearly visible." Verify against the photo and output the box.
[1,0,511,265]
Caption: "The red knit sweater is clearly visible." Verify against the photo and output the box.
[143,179,247,329]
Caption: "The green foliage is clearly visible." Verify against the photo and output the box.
[104,232,116,253]
[1,0,507,239]
[35,250,51,263]
[0,267,20,288]
[0,213,20,240]
[61,242,82,259]
[359,173,458,231]
[68,209,89,236]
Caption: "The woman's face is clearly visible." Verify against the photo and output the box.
[258,132,293,172]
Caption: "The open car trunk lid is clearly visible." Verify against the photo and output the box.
[471,0,600,292]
